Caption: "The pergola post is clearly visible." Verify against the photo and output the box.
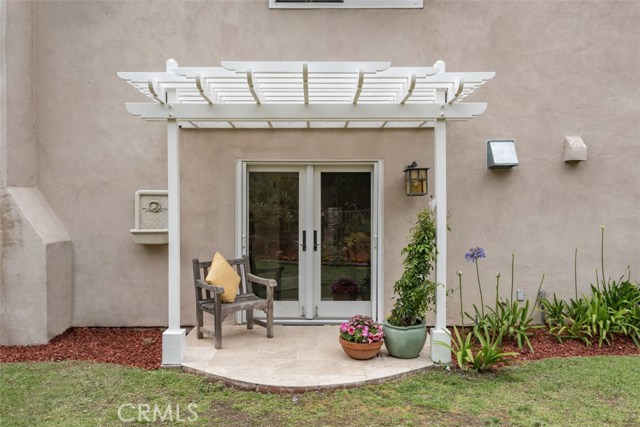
[162,60,186,366]
[430,61,451,364]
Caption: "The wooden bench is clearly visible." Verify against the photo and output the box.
[192,256,277,349]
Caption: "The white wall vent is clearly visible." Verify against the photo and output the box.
[487,140,519,169]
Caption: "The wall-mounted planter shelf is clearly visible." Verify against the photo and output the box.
[130,190,168,245]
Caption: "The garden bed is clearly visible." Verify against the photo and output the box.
[0,327,163,370]
[0,325,638,371]
[498,327,639,361]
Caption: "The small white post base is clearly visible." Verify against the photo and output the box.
[161,328,186,366]
[430,327,451,364]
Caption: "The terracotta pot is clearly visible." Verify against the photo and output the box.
[339,337,383,360]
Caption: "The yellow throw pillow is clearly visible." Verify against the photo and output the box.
[205,252,241,303]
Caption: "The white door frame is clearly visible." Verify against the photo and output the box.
[236,160,384,323]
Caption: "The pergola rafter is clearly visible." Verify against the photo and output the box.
[118,59,495,367]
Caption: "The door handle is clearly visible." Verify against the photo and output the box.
[299,230,307,251]
[313,230,320,251]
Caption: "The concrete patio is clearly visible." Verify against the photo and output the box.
[182,323,434,393]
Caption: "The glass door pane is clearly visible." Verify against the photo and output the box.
[248,171,300,304]
[315,169,372,318]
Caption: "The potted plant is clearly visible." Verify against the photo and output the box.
[331,277,360,301]
[384,207,437,358]
[339,315,385,360]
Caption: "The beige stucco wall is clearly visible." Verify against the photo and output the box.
[1,0,74,344]
[2,0,638,335]
[4,0,36,187]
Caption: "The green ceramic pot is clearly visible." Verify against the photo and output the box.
[383,319,428,359]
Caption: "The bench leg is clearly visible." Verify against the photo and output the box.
[214,314,223,350]
[266,308,274,339]
[267,287,274,338]
[246,309,254,330]
[214,298,223,349]
[196,307,204,339]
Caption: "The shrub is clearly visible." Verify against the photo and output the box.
[388,208,437,327]
[438,325,518,372]
[543,279,640,347]
[461,254,543,351]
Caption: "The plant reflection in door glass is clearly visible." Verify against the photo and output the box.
[249,172,299,301]
[320,172,372,302]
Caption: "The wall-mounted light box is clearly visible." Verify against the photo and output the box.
[487,139,519,169]
[564,136,587,162]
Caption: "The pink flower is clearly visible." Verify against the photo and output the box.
[339,315,384,343]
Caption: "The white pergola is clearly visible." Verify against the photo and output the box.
[118,60,495,366]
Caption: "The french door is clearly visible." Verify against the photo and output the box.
[242,163,378,321]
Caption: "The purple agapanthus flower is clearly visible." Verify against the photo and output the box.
[465,247,486,262]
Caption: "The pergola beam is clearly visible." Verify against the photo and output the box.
[195,75,214,104]
[352,69,364,104]
[246,70,262,104]
[400,74,417,104]
[303,63,309,104]
[125,102,488,122]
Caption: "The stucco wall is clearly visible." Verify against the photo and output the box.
[0,0,74,345]
[4,0,637,331]
[5,0,36,187]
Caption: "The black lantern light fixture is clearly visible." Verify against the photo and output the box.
[404,161,429,196]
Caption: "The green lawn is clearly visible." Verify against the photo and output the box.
[1,356,639,426]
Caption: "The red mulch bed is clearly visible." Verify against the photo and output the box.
[503,327,640,361]
[0,328,163,370]
[1,326,638,371]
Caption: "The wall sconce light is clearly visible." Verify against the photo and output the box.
[487,139,519,169]
[404,161,429,196]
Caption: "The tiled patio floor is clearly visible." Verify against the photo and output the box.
[182,323,434,393]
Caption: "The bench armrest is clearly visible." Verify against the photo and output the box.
[247,273,278,288]
[195,279,224,294]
